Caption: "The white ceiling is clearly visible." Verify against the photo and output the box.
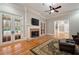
[20,3,79,19]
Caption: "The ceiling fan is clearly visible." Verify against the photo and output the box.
[45,5,62,14]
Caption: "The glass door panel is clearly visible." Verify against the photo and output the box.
[2,14,12,42]
[14,17,21,40]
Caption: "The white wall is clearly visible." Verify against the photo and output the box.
[69,10,79,35]
[25,7,46,39]
[46,19,54,35]
[46,9,79,36]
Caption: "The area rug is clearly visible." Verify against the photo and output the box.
[31,39,72,55]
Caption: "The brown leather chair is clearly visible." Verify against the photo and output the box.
[72,35,79,44]
[59,40,75,54]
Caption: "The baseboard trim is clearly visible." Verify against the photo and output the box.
[47,34,54,35]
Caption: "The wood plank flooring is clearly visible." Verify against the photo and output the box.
[0,35,54,55]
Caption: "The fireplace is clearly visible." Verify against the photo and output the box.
[30,29,39,38]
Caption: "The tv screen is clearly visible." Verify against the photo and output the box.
[31,18,39,26]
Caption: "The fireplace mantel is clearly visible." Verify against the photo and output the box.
[30,28,39,31]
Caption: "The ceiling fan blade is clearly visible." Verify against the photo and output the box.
[49,6,53,10]
[54,9,59,12]
[55,6,61,9]
[44,5,61,14]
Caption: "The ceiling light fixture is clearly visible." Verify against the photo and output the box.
[51,10,54,13]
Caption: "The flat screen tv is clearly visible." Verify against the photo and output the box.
[31,18,39,26]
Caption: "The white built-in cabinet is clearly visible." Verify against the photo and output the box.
[0,12,23,45]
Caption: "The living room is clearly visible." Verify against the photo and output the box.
[0,3,79,55]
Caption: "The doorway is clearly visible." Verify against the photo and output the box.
[54,20,69,39]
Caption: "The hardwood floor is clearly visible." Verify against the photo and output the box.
[0,35,54,55]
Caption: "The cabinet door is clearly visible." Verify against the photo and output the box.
[1,12,23,44]
[14,17,22,40]
[2,14,12,42]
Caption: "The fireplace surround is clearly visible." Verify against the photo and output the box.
[30,29,39,38]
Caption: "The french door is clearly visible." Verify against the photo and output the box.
[54,20,69,39]
[1,12,23,44]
